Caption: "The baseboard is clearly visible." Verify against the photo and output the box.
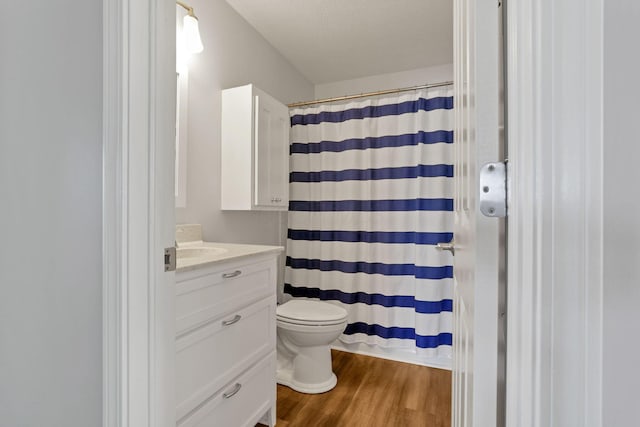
[331,341,452,370]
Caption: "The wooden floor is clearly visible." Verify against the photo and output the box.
[260,349,451,427]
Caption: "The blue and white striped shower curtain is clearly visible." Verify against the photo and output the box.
[285,86,454,358]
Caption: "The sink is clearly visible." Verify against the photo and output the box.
[177,246,228,260]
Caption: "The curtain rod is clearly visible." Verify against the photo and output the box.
[287,80,453,108]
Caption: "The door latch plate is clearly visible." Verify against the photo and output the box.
[479,162,507,218]
[164,246,176,272]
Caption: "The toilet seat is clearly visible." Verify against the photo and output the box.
[277,300,348,326]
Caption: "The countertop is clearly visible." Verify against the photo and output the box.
[176,241,283,272]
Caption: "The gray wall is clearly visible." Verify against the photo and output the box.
[175,0,314,248]
[314,64,453,99]
[603,2,640,425]
[0,1,103,426]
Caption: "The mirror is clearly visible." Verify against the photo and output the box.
[175,70,188,208]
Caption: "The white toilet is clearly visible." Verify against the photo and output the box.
[276,299,348,394]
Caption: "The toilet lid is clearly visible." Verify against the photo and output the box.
[277,300,348,324]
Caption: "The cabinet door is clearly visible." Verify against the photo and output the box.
[175,296,276,421]
[254,92,290,209]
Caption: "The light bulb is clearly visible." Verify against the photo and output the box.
[176,26,188,73]
[182,15,203,54]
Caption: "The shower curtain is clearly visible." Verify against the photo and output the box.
[285,86,454,358]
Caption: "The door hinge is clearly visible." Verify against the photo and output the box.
[164,246,176,272]
[479,160,508,218]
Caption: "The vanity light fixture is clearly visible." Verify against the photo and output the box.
[177,1,204,54]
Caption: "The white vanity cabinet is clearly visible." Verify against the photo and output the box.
[175,251,279,427]
[221,84,290,211]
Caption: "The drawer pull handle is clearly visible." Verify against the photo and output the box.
[222,270,242,279]
[223,383,242,399]
[221,314,241,326]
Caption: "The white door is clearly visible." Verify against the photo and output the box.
[451,0,502,426]
[103,1,176,426]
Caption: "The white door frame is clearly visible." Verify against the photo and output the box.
[505,0,603,425]
[102,0,607,425]
[103,0,176,426]
[451,0,502,425]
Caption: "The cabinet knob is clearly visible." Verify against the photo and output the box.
[221,314,242,326]
[222,383,242,399]
[222,270,242,279]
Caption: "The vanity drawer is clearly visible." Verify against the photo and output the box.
[176,258,275,336]
[177,351,276,427]
[175,296,276,420]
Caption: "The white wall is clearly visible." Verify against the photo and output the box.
[175,0,314,253]
[0,1,102,426]
[603,2,640,425]
[314,64,453,99]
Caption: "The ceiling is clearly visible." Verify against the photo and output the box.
[224,0,453,84]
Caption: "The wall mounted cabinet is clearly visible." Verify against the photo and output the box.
[221,84,289,211]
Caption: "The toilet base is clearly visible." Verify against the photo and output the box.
[277,368,337,394]
[276,336,340,394]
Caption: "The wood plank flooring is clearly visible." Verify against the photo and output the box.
[260,349,451,427]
